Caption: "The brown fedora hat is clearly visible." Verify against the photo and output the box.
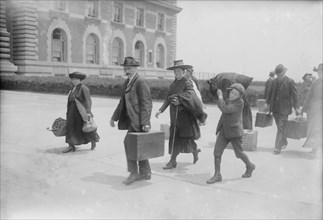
[274,64,287,75]
[167,60,193,70]
[69,71,86,80]
[121,56,140,67]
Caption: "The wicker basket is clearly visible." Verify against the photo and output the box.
[227,129,258,151]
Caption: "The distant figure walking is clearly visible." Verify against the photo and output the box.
[265,64,300,155]
[63,72,100,153]
[263,71,275,100]
[301,63,322,157]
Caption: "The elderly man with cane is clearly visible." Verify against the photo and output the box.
[155,60,205,169]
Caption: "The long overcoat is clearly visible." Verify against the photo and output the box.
[266,76,299,115]
[111,73,152,132]
[159,77,201,140]
[65,83,99,145]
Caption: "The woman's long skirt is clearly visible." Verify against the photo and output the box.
[65,101,100,146]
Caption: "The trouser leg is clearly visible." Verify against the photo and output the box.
[139,160,151,175]
[273,113,288,150]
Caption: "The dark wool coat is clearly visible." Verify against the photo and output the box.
[65,83,99,145]
[159,77,201,140]
[266,76,299,115]
[111,73,152,132]
[216,98,244,139]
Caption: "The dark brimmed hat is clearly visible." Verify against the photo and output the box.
[167,60,192,70]
[121,56,139,67]
[69,71,86,80]
[302,73,312,80]
[227,83,245,96]
[269,71,275,77]
[274,64,287,75]
[313,63,323,72]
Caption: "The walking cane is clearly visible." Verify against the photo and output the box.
[170,105,179,158]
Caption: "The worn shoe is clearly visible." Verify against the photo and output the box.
[91,141,96,150]
[193,149,201,164]
[163,160,177,169]
[281,144,287,149]
[62,145,75,153]
[273,148,281,155]
[206,173,222,184]
[136,173,151,181]
[242,163,255,178]
[122,173,139,185]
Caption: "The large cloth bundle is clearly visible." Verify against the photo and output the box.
[47,117,66,137]
[208,72,254,130]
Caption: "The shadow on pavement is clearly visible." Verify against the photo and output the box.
[42,147,91,155]
[82,172,152,191]
[256,146,275,153]
[150,162,192,173]
[281,149,318,160]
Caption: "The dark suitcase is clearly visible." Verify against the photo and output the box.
[255,112,273,128]
[286,117,307,139]
[125,131,165,161]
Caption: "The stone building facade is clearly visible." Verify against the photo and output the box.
[1,0,181,78]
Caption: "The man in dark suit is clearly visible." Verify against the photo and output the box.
[110,57,153,185]
[207,83,255,184]
[266,64,300,154]
[264,71,275,100]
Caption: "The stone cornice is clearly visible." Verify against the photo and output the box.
[147,1,182,13]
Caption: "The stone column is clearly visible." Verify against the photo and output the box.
[0,0,17,75]
[11,0,38,74]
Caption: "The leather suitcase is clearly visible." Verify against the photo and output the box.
[160,124,170,140]
[227,129,258,151]
[286,118,307,139]
[125,131,165,161]
[255,112,273,128]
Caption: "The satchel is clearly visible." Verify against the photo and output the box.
[74,97,98,133]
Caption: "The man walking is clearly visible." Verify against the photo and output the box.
[110,57,153,185]
[266,64,300,154]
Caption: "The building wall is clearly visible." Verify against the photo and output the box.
[4,0,181,78]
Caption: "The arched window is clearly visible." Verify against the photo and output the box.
[135,41,144,67]
[86,34,99,64]
[52,28,67,62]
[156,44,165,68]
[112,37,123,65]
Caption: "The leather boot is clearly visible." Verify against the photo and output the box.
[193,148,201,164]
[62,145,75,153]
[122,172,139,185]
[91,141,96,150]
[239,152,255,178]
[163,156,177,169]
[206,157,222,184]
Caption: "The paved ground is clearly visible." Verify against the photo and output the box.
[0,90,322,219]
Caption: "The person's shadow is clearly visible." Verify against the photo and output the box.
[42,147,91,155]
[281,149,318,160]
[81,172,152,191]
